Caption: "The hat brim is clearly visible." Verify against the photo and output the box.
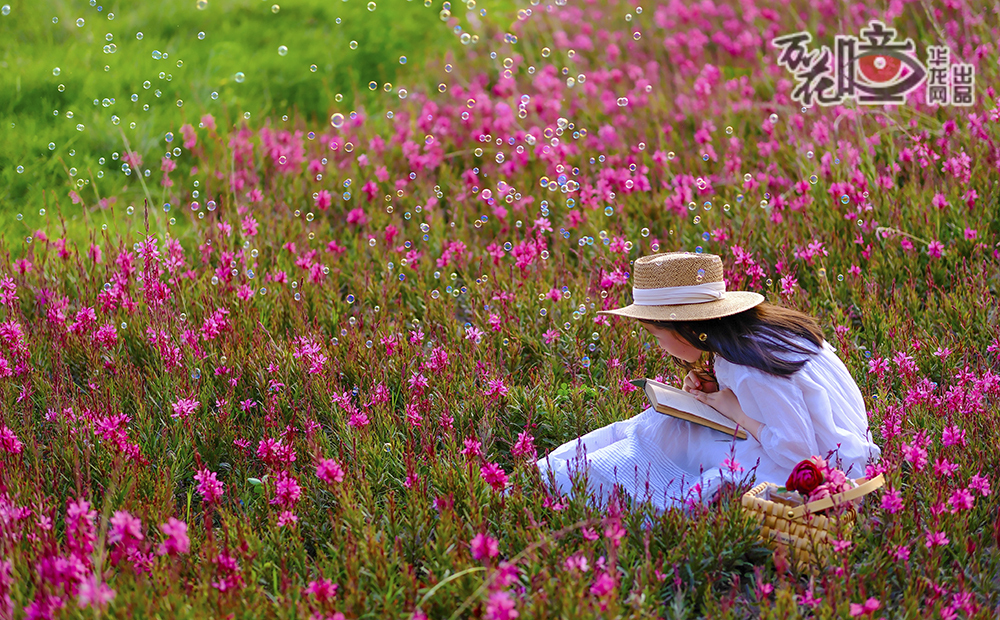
[597,291,765,322]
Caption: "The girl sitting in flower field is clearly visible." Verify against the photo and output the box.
[537,251,882,510]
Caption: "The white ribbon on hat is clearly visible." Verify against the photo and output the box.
[632,281,726,306]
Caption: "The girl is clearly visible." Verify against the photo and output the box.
[536,252,882,510]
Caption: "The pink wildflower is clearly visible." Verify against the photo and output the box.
[880,488,903,514]
[194,468,225,505]
[77,572,116,610]
[480,462,509,491]
[484,591,519,620]
[590,571,615,598]
[157,518,190,556]
[511,431,536,460]
[304,579,338,603]
[316,458,345,484]
[272,471,302,508]
[0,426,23,454]
[470,532,499,561]
[849,597,881,617]
[171,398,200,420]
[925,530,949,548]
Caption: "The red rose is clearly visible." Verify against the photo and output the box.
[786,459,824,496]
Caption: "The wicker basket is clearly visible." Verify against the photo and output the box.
[741,474,884,567]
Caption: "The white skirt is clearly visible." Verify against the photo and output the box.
[536,406,753,511]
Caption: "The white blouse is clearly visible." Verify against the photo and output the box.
[536,339,882,511]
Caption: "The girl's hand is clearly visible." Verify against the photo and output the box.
[683,371,718,394]
[689,388,762,442]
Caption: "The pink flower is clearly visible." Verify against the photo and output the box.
[511,431,536,460]
[304,578,338,603]
[157,517,190,556]
[277,511,298,527]
[200,114,216,130]
[171,398,200,420]
[194,468,224,505]
[931,193,949,210]
[480,462,509,491]
[346,207,369,226]
[969,473,991,496]
[542,329,560,345]
[315,190,332,211]
[470,532,499,561]
[461,437,482,458]
[271,471,301,508]
[0,276,17,307]
[927,240,944,258]
[465,325,484,344]
[925,530,949,548]
[484,377,509,398]
[722,457,744,474]
[589,571,615,598]
[77,572,116,610]
[880,488,903,514]
[942,426,967,447]
[964,228,978,240]
[948,488,974,512]
[564,553,590,573]
[180,123,197,148]
[849,597,881,617]
[831,538,852,553]
[316,458,345,484]
[484,591,519,620]
[0,425,23,454]
[893,544,911,563]
[108,510,143,547]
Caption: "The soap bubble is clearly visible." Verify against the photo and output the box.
[1,5,10,15]
[330,113,345,128]
[234,72,245,83]
[196,0,208,8]
[76,17,84,26]
[277,45,288,56]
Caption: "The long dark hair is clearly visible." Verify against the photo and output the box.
[640,303,825,379]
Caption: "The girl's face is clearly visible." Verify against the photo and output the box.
[641,322,702,363]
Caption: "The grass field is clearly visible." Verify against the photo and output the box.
[0,0,511,246]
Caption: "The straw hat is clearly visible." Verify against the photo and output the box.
[597,252,764,322]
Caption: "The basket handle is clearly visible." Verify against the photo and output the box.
[787,474,885,519]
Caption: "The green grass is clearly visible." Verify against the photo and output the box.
[0,0,511,246]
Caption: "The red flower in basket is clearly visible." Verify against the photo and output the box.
[785,459,824,496]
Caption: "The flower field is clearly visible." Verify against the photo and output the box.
[1,0,1000,617]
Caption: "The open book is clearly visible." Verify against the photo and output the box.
[631,378,748,440]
